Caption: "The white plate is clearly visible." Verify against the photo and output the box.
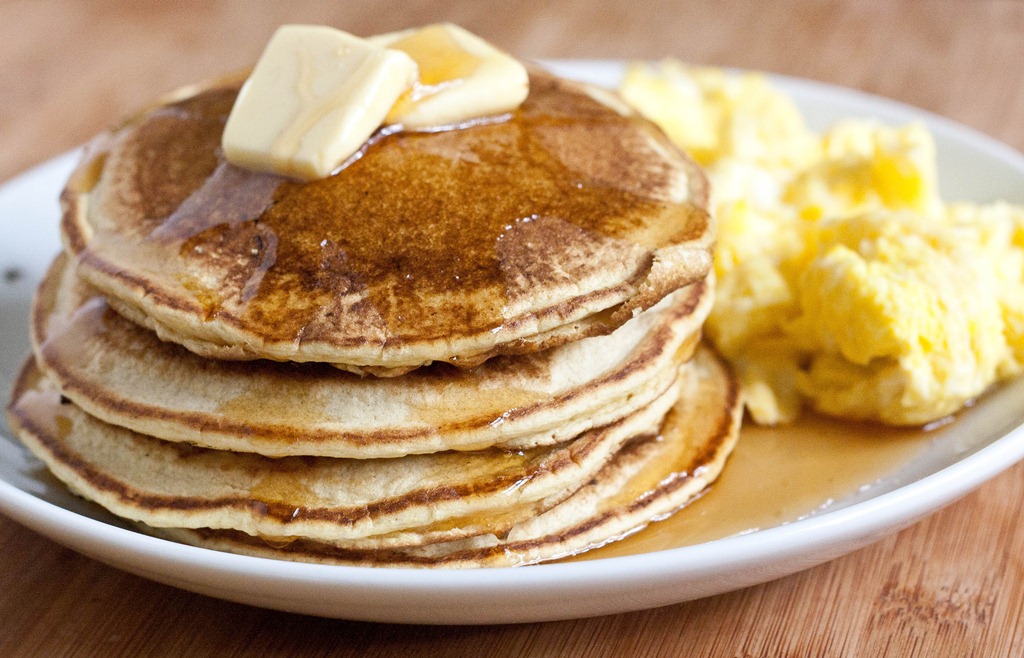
[2,60,1024,625]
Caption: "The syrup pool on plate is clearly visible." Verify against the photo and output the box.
[569,413,934,561]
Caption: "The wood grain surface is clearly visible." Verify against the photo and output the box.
[2,1,1024,655]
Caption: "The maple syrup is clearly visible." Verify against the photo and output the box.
[567,414,932,561]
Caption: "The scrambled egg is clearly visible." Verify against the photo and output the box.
[621,60,1024,426]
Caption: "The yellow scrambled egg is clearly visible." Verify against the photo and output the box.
[621,60,1024,426]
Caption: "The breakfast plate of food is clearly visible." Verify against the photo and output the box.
[1,33,1023,624]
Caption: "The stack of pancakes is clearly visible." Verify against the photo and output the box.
[7,70,742,567]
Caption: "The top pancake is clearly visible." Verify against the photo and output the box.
[61,70,713,372]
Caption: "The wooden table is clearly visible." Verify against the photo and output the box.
[2,1,1024,655]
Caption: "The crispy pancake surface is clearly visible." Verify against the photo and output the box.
[33,254,710,458]
[61,70,713,372]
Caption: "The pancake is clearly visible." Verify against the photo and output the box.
[155,347,742,567]
[6,357,684,543]
[32,254,710,458]
[14,54,735,568]
[61,70,713,374]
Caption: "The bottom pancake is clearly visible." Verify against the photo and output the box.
[7,346,739,566]
[154,347,741,567]
[7,361,683,545]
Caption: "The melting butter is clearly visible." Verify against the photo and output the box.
[221,24,417,180]
[222,23,530,180]
[372,23,529,129]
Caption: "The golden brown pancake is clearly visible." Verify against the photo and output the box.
[61,70,713,374]
[32,254,710,458]
[7,357,684,544]
[154,347,742,567]
[9,59,735,569]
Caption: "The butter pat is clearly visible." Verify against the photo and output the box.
[222,25,416,180]
[371,23,529,129]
